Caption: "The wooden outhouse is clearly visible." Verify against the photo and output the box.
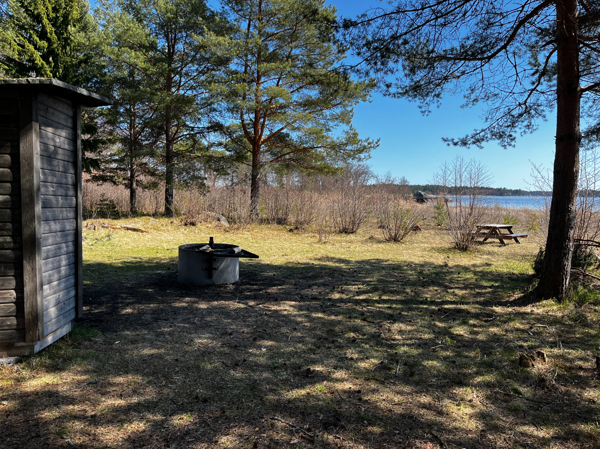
[0,78,111,357]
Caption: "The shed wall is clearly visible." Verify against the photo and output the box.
[38,94,77,337]
[0,92,24,343]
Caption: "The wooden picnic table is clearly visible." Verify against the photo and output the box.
[474,224,528,246]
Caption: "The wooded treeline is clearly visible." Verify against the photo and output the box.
[0,0,378,217]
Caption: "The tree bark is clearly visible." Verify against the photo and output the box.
[130,167,137,215]
[250,148,260,219]
[164,108,175,217]
[536,0,581,301]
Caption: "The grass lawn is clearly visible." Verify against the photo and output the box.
[1,218,600,448]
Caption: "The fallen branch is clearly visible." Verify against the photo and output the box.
[101,223,149,233]
[231,436,250,447]
[271,416,315,439]
[493,389,551,404]
[571,268,600,282]
[430,431,448,449]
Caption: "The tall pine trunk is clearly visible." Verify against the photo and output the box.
[129,110,138,216]
[250,148,260,219]
[164,108,175,217]
[536,0,581,301]
[130,168,137,215]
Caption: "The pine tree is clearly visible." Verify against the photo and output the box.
[99,0,231,216]
[342,0,600,301]
[212,0,378,219]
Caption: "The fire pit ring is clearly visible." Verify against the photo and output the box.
[178,238,259,286]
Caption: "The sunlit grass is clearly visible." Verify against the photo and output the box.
[1,219,599,447]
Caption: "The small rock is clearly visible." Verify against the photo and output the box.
[0,356,21,367]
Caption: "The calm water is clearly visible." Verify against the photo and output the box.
[479,196,548,209]
[457,196,600,209]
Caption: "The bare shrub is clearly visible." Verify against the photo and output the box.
[210,187,252,229]
[313,195,336,243]
[289,190,317,230]
[433,157,491,251]
[260,187,290,225]
[530,151,600,248]
[376,197,422,242]
[331,163,372,234]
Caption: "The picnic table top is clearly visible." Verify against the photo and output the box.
[476,224,514,229]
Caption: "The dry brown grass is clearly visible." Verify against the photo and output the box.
[1,218,599,448]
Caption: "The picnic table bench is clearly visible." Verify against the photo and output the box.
[473,224,528,246]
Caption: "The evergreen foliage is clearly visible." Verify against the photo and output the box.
[0,0,93,84]
[211,0,379,217]
[96,0,232,216]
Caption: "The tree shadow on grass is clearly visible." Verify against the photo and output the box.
[2,256,599,448]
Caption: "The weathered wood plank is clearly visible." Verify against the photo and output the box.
[0,140,18,155]
[0,183,19,196]
[40,156,75,175]
[0,317,24,330]
[39,129,75,151]
[39,116,74,140]
[42,263,75,285]
[0,277,17,289]
[40,143,75,163]
[0,290,17,303]
[41,182,76,197]
[0,303,16,316]
[40,168,75,186]
[0,223,19,236]
[0,264,17,276]
[36,320,71,351]
[42,208,76,221]
[43,287,75,311]
[42,253,75,273]
[0,210,15,223]
[41,195,77,209]
[74,105,83,319]
[44,297,75,323]
[38,102,73,128]
[0,236,21,249]
[42,219,76,235]
[0,154,14,168]
[41,231,76,248]
[42,276,75,300]
[44,308,75,337]
[0,195,19,209]
[0,329,24,342]
[0,168,15,182]
[19,90,43,343]
[39,104,73,130]
[38,94,74,118]
[0,250,21,263]
[42,242,75,260]
[38,110,73,130]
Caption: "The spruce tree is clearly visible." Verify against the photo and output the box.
[0,0,93,84]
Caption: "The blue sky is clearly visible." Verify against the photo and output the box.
[327,0,557,190]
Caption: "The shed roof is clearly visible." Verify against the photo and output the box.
[0,78,112,107]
